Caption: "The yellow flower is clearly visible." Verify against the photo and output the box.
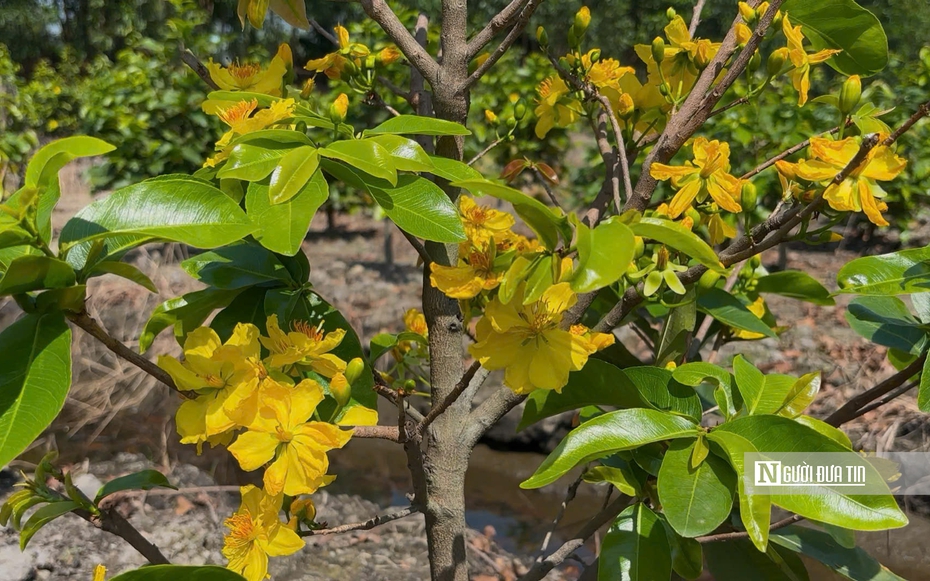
[570,324,616,353]
[159,324,262,451]
[228,380,352,496]
[331,93,349,121]
[430,245,505,299]
[783,15,842,106]
[223,485,304,581]
[93,565,106,581]
[260,314,347,377]
[459,196,516,246]
[306,25,370,80]
[378,46,402,65]
[203,98,296,150]
[404,308,428,337]
[704,211,737,245]
[469,283,611,394]
[534,75,583,138]
[735,23,752,47]
[732,297,771,340]
[794,137,906,226]
[650,137,743,218]
[207,43,292,96]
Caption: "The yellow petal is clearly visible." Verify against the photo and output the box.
[823,179,858,212]
[858,180,890,227]
[264,522,304,556]
[706,174,743,213]
[336,405,379,426]
[667,178,703,218]
[650,162,699,181]
[229,431,279,471]
[862,146,907,181]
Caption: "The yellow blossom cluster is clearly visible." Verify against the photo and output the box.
[429,196,613,394]
[306,25,402,85]
[207,44,293,96]
[159,316,376,580]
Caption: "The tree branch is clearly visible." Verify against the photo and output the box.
[696,514,803,544]
[689,0,709,36]
[180,48,220,90]
[300,506,419,536]
[534,468,586,562]
[461,0,543,91]
[415,361,480,437]
[359,0,440,85]
[351,425,403,442]
[74,506,171,564]
[309,18,339,45]
[66,311,189,397]
[466,0,531,58]
[517,495,631,581]
[825,354,926,427]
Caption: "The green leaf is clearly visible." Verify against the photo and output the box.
[269,0,310,28]
[247,175,328,256]
[795,415,852,448]
[86,261,157,293]
[836,247,930,295]
[584,464,642,497]
[777,372,822,418]
[366,115,471,136]
[755,271,835,306]
[216,143,287,181]
[624,366,703,423]
[181,242,296,289]
[781,0,888,76]
[320,139,397,185]
[705,538,809,581]
[0,313,71,469]
[658,439,735,537]
[845,296,928,354]
[369,331,426,364]
[920,354,930,412]
[0,256,76,296]
[427,156,482,182]
[655,289,697,367]
[95,470,177,502]
[713,415,907,531]
[771,525,906,581]
[19,501,80,550]
[631,217,725,273]
[698,288,777,338]
[25,136,115,190]
[324,161,465,243]
[269,146,319,204]
[453,178,569,250]
[230,129,313,148]
[518,359,655,431]
[571,217,636,293]
[599,503,672,581]
[110,565,247,581]
[367,135,434,173]
[661,520,703,580]
[139,288,243,353]
[61,175,255,249]
[211,287,269,342]
[706,430,772,551]
[734,355,794,415]
[521,408,699,489]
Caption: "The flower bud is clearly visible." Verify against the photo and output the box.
[589,48,602,63]
[750,255,762,269]
[756,2,771,20]
[574,6,591,36]
[345,357,365,385]
[247,0,270,29]
[651,37,666,64]
[536,26,549,49]
[300,77,315,99]
[735,23,752,47]
[666,7,677,21]
[403,379,417,393]
[341,58,358,77]
[659,82,671,97]
[330,372,352,407]
[291,498,317,523]
[329,93,349,124]
[615,92,635,119]
[378,46,402,65]
[747,51,762,74]
[500,159,527,182]
[738,2,756,25]
[514,99,527,120]
[506,116,517,130]
[633,236,645,258]
[839,75,862,115]
[484,109,499,125]
[698,269,721,290]
[767,47,789,77]
[741,181,758,208]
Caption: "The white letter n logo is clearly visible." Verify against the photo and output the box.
[755,461,781,485]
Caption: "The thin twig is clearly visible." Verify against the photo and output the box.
[825,355,926,426]
[309,18,339,45]
[852,379,920,420]
[74,506,171,564]
[180,48,220,90]
[468,136,506,166]
[415,361,480,437]
[883,99,930,146]
[709,96,749,118]
[531,166,564,212]
[689,0,709,36]
[300,506,419,536]
[466,0,532,58]
[358,0,439,85]
[696,514,803,544]
[594,94,633,208]
[535,468,586,562]
[462,0,543,91]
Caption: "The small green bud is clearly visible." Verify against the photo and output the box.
[767,47,789,78]
[741,181,758,208]
[331,373,352,407]
[750,255,762,269]
[589,48,602,63]
[659,82,671,97]
[666,7,677,21]
[747,51,762,74]
[514,99,527,120]
[506,117,517,129]
[574,6,591,37]
[698,269,721,290]
[839,75,862,115]
[342,58,358,77]
[345,357,365,385]
[633,235,645,258]
[652,36,666,64]
[403,379,417,393]
[536,26,549,48]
